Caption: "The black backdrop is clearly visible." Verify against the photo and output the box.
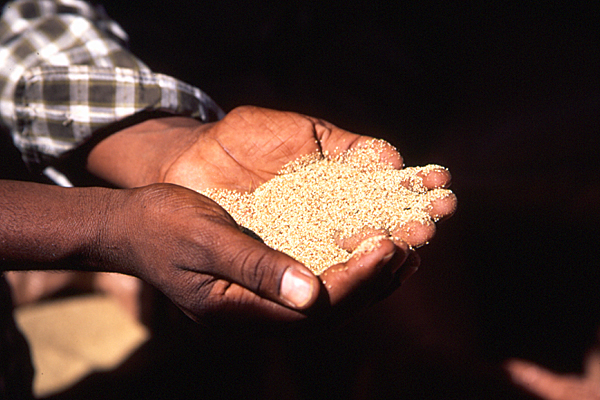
[3,1,600,398]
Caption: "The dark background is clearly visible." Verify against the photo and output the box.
[4,1,600,398]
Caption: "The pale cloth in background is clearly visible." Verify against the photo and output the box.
[14,294,149,398]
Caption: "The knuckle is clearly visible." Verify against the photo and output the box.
[311,120,333,141]
[233,246,279,295]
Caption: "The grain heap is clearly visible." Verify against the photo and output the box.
[201,140,453,275]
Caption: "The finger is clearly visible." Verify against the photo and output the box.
[177,277,307,324]
[319,236,405,305]
[334,228,389,252]
[391,219,436,248]
[505,359,600,400]
[373,250,420,302]
[307,117,451,193]
[342,137,404,170]
[307,118,404,169]
[427,190,458,220]
[420,166,452,189]
[213,226,321,311]
[306,118,361,157]
[398,165,452,192]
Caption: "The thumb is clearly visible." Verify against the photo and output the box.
[217,226,320,310]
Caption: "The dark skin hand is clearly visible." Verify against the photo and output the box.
[80,106,456,325]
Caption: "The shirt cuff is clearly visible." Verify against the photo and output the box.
[13,64,224,169]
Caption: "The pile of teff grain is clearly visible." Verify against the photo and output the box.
[201,140,453,275]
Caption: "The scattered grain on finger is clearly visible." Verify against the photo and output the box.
[200,140,453,275]
[350,235,388,258]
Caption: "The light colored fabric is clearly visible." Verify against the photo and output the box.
[14,293,150,398]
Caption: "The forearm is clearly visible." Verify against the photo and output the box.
[0,180,119,272]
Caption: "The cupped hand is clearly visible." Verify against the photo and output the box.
[102,183,320,323]
[160,106,455,318]
[88,106,456,324]
[162,105,456,247]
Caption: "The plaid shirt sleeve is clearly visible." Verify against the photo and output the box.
[0,0,224,173]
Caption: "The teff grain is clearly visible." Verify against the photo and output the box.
[201,140,453,275]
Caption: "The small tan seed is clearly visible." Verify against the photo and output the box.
[201,140,453,275]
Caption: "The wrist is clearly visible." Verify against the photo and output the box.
[81,186,131,275]
[87,116,206,188]
[0,181,121,273]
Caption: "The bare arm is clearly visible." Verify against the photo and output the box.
[0,180,114,272]
[2,105,455,325]
[0,178,324,321]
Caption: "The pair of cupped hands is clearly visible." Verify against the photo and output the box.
[87,106,456,327]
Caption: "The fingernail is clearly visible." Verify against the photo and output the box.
[280,267,315,309]
[382,249,396,264]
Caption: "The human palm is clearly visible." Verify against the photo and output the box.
[163,106,455,246]
[162,106,387,192]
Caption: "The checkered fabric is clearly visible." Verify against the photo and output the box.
[0,0,224,171]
